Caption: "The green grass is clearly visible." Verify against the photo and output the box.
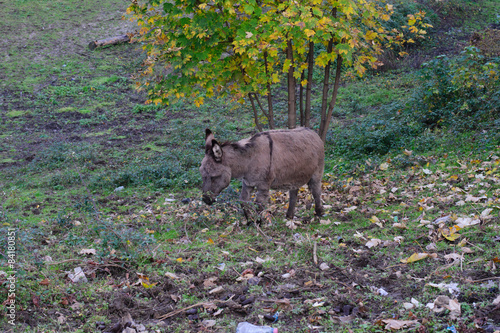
[0,0,499,331]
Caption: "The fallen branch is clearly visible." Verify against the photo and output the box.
[88,35,130,50]
[158,296,234,321]
[313,241,318,265]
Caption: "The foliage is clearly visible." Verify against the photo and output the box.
[325,46,500,169]
[411,47,500,129]
[127,0,431,135]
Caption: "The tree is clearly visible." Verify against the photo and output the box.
[127,0,430,141]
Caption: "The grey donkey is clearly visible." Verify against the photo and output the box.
[200,128,324,219]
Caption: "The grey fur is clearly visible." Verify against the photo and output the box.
[200,128,324,218]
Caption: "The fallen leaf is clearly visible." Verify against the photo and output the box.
[203,277,218,289]
[465,194,487,202]
[380,319,417,330]
[444,253,462,261]
[379,162,389,170]
[208,286,224,294]
[401,252,431,264]
[39,278,50,286]
[455,217,480,228]
[165,272,181,280]
[79,248,96,255]
[366,238,382,248]
[201,319,216,328]
[342,206,358,213]
[426,243,437,251]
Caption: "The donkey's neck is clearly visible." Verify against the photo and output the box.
[223,145,251,179]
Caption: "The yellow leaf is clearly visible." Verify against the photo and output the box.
[401,252,429,263]
[199,3,207,9]
[141,281,158,288]
[365,30,377,40]
[379,162,389,170]
[442,232,460,241]
[300,79,308,87]
[304,29,315,38]
[207,238,215,244]
[176,257,183,262]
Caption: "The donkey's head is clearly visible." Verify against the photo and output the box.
[199,129,231,205]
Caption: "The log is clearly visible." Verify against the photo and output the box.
[88,35,130,50]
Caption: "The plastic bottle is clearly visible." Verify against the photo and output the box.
[235,322,278,333]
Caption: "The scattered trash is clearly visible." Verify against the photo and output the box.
[67,267,87,283]
[426,295,461,320]
[319,263,330,271]
[114,186,124,192]
[447,325,457,333]
[263,312,279,323]
[370,286,388,296]
[236,322,278,333]
[426,282,460,297]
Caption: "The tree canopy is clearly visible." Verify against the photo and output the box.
[127,0,431,139]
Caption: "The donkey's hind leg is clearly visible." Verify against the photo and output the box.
[308,176,324,217]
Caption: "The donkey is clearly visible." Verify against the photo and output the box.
[199,127,324,219]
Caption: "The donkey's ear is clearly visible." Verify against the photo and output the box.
[205,128,213,140]
[205,128,215,151]
[211,139,223,162]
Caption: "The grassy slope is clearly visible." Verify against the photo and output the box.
[0,0,499,332]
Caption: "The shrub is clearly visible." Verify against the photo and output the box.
[410,47,500,130]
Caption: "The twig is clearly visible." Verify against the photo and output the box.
[158,296,234,321]
[97,263,133,273]
[255,223,271,242]
[467,276,500,283]
[45,259,83,265]
[313,241,318,265]
[466,240,485,252]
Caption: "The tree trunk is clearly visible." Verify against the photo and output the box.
[248,94,263,132]
[305,41,314,128]
[299,70,305,126]
[319,39,333,135]
[88,35,130,50]
[286,39,296,129]
[263,52,275,129]
[319,56,343,142]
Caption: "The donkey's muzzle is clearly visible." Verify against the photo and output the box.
[202,194,214,205]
